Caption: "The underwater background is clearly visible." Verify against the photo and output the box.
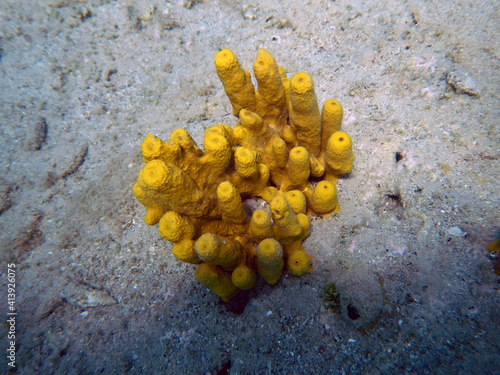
[0,0,498,373]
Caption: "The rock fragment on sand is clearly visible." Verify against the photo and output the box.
[61,282,118,308]
[446,69,480,97]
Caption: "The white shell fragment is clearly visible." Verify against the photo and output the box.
[446,69,480,97]
[61,282,118,308]
[448,226,467,237]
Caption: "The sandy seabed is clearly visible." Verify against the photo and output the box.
[0,0,498,374]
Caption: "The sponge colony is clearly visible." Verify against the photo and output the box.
[132,48,355,301]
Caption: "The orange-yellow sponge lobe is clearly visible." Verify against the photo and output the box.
[290,73,315,108]
[270,196,304,255]
[158,211,195,243]
[217,181,246,224]
[321,100,343,153]
[195,263,238,302]
[214,49,257,116]
[203,132,231,165]
[253,48,287,126]
[141,159,170,191]
[296,213,311,239]
[139,159,211,218]
[250,210,273,239]
[214,49,239,77]
[235,147,258,178]
[195,233,242,270]
[487,240,500,276]
[325,131,354,175]
[306,181,339,215]
[231,266,257,290]
[287,146,310,189]
[287,250,312,276]
[141,134,168,163]
[488,240,500,253]
[270,196,289,220]
[290,72,321,156]
[172,239,200,264]
[240,108,264,131]
[284,190,307,214]
[257,238,284,284]
[253,49,283,98]
[270,196,301,237]
[132,182,167,225]
[272,136,288,168]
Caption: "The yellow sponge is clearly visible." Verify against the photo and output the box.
[304,181,339,216]
[250,209,273,239]
[231,265,257,290]
[133,48,355,302]
[158,211,195,243]
[171,239,200,264]
[287,250,312,276]
[284,190,307,214]
[320,100,343,155]
[325,131,354,175]
[214,49,257,116]
[257,238,284,285]
[289,72,321,157]
[195,233,243,271]
[253,48,287,129]
[195,263,238,302]
[217,181,246,225]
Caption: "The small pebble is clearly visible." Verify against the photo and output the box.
[242,4,258,19]
[446,69,480,97]
[466,306,479,318]
[25,117,47,151]
[448,226,466,237]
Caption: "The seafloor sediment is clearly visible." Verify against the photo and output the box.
[0,1,498,374]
